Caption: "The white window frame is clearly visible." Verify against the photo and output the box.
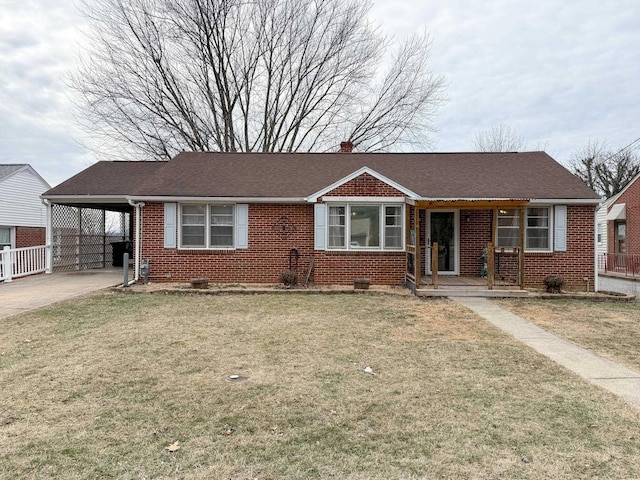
[597,222,603,245]
[496,207,553,253]
[178,203,236,249]
[0,226,14,249]
[326,203,405,251]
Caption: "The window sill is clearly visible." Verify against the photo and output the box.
[177,247,236,254]
[324,249,405,254]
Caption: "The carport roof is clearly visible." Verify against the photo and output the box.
[43,151,600,201]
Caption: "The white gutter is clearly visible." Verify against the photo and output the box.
[411,197,601,204]
[127,195,307,203]
[128,199,145,285]
[529,198,602,205]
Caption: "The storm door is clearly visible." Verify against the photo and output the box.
[427,210,459,275]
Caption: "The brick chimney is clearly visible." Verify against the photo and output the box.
[340,141,353,153]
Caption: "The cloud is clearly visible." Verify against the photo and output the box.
[370,0,640,162]
[1,0,640,188]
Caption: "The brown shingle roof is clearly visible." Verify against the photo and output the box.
[44,152,600,200]
[44,161,167,196]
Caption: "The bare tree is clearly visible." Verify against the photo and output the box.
[72,0,446,159]
[571,139,640,197]
[472,124,524,152]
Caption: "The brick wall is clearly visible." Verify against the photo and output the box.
[609,179,640,255]
[15,226,45,248]
[314,251,406,285]
[141,203,314,283]
[324,173,405,197]
[459,210,492,277]
[140,202,406,285]
[422,206,595,290]
[523,205,595,290]
[139,202,595,289]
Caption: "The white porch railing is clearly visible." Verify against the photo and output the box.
[1,245,50,282]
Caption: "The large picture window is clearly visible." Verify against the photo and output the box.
[496,207,551,251]
[327,204,403,251]
[180,204,234,248]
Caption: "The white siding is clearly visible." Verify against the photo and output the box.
[0,169,49,227]
[595,201,609,258]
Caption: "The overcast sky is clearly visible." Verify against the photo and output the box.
[1,0,639,186]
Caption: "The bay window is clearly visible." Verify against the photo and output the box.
[327,204,404,250]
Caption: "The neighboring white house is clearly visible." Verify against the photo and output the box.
[0,164,50,249]
[595,196,613,260]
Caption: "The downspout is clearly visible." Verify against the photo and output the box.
[128,199,145,285]
[594,206,599,292]
[41,198,53,274]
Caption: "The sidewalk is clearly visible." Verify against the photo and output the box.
[453,297,640,409]
[0,270,124,320]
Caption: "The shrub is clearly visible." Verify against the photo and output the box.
[544,274,565,294]
[280,270,298,287]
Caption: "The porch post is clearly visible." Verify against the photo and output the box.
[45,200,53,274]
[102,210,106,268]
[486,243,494,290]
[414,207,421,286]
[431,243,438,289]
[490,209,498,289]
[518,208,525,289]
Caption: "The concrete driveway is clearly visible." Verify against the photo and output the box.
[0,269,125,320]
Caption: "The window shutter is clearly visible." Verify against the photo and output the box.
[554,205,567,252]
[164,203,177,248]
[235,204,249,249]
[314,204,326,250]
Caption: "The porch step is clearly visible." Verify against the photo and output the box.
[416,288,529,298]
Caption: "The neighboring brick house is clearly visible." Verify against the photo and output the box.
[42,149,600,291]
[0,164,50,250]
[597,172,640,270]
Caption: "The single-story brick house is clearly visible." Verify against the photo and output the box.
[1,164,50,250]
[42,149,600,290]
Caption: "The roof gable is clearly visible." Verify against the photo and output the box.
[609,170,640,207]
[0,164,28,183]
[307,167,418,202]
[0,164,50,189]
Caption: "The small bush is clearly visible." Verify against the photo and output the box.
[280,270,298,287]
[544,274,565,294]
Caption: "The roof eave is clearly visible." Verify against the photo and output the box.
[128,195,308,204]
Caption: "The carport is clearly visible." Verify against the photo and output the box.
[45,202,132,272]
[41,160,166,281]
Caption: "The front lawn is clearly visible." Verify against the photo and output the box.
[2,293,640,479]
[496,298,640,372]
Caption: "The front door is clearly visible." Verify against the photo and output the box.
[427,211,459,275]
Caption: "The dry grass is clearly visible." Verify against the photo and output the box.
[2,292,640,479]
[495,298,640,372]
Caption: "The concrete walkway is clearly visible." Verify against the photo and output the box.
[0,269,125,320]
[453,297,640,409]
